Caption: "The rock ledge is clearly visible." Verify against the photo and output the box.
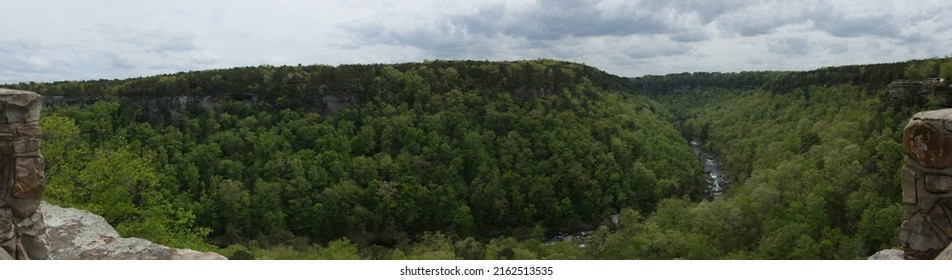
[40,201,226,260]
[868,249,904,260]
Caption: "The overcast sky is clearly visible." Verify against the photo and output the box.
[2,0,950,83]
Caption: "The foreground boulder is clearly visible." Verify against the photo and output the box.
[40,201,226,260]
[868,249,904,260]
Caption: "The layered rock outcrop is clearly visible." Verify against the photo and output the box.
[41,93,357,125]
[888,80,952,111]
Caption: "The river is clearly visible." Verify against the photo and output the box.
[545,139,727,246]
[689,140,726,197]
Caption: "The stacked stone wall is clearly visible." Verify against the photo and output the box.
[901,109,952,259]
[0,89,48,260]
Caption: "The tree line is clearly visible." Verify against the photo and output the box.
[632,56,952,97]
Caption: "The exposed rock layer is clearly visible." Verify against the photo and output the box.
[41,93,356,125]
[888,80,952,110]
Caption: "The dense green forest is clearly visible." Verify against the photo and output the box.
[646,86,902,259]
[6,57,952,259]
[18,60,706,258]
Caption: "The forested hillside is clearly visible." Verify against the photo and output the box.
[632,57,951,96]
[642,86,902,259]
[12,60,706,259]
[622,57,950,259]
[8,57,952,259]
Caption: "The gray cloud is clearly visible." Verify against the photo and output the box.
[342,18,494,58]
[97,24,200,54]
[109,55,136,70]
[346,1,874,59]
[668,28,711,43]
[767,37,811,56]
[0,39,65,75]
[714,2,828,37]
[497,0,670,40]
[347,0,681,56]
[825,41,849,54]
[657,0,750,23]
[3,0,952,84]
[450,4,505,37]
[0,54,52,73]
[623,36,692,59]
[814,12,900,38]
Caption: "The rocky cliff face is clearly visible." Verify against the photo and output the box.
[42,92,355,125]
[888,80,952,112]
[40,201,226,260]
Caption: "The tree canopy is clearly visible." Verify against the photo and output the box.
[33,60,704,257]
[18,56,945,259]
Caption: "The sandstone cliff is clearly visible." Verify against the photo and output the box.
[42,93,355,125]
[40,201,226,260]
[887,80,952,111]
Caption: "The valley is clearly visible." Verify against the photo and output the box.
[3,57,951,259]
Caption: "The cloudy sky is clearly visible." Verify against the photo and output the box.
[2,0,950,83]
